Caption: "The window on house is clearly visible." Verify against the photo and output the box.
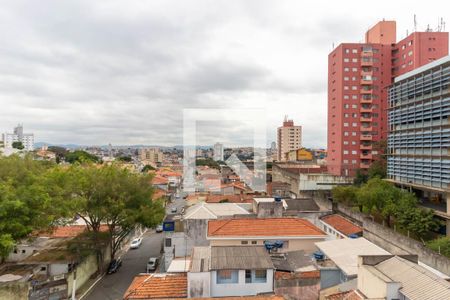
[352,49,358,53]
[245,270,252,283]
[344,58,349,62]
[241,241,248,245]
[352,151,357,155]
[344,67,349,72]
[217,270,239,284]
[352,58,358,62]
[343,150,349,154]
[254,270,267,283]
[165,238,172,247]
[251,241,257,245]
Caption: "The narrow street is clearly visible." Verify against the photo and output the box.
[84,231,163,300]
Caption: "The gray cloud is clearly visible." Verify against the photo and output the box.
[1,0,443,148]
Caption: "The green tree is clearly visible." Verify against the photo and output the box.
[331,185,358,207]
[195,158,220,169]
[117,155,132,162]
[60,164,165,261]
[65,150,99,164]
[353,169,368,185]
[142,164,156,172]
[427,237,450,258]
[368,160,387,179]
[396,207,440,239]
[0,155,60,261]
[357,178,405,226]
[12,141,24,150]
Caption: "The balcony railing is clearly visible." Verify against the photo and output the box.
[360,163,371,169]
[360,107,372,113]
[360,135,373,141]
[360,153,373,160]
[360,144,372,150]
[360,126,373,132]
[360,116,372,122]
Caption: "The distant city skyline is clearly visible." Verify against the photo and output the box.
[1,1,448,147]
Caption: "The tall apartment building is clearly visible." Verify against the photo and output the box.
[213,142,224,161]
[277,116,302,161]
[2,124,34,151]
[139,148,164,165]
[387,55,450,233]
[328,20,448,176]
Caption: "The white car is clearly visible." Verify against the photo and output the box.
[130,238,142,249]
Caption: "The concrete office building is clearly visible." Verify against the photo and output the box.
[2,124,34,151]
[328,20,448,176]
[387,55,450,234]
[139,148,163,165]
[277,116,302,161]
[213,142,224,161]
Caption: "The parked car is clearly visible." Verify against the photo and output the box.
[156,224,163,233]
[130,237,142,249]
[147,257,158,272]
[170,207,177,213]
[107,258,122,274]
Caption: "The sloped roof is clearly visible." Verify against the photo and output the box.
[373,256,450,300]
[321,214,362,236]
[315,238,390,276]
[208,218,326,238]
[184,202,250,220]
[123,273,187,299]
[210,246,274,270]
[325,290,363,300]
[152,175,169,185]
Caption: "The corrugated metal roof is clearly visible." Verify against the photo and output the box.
[374,256,450,300]
[190,247,211,272]
[210,246,274,270]
[315,238,390,276]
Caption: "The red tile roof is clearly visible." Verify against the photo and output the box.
[321,214,362,236]
[192,297,285,300]
[208,218,326,237]
[152,175,169,185]
[123,273,187,299]
[325,290,363,300]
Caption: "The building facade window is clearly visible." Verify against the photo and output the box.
[217,270,239,284]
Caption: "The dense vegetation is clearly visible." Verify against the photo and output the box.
[196,158,220,169]
[0,155,164,263]
[64,150,100,164]
[332,178,440,239]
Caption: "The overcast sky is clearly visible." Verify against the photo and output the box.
[1,1,448,147]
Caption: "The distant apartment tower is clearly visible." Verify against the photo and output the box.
[270,141,277,151]
[213,142,224,161]
[2,124,34,151]
[328,20,448,176]
[139,148,163,165]
[387,56,450,233]
[277,116,302,161]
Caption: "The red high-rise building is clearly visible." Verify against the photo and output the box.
[327,21,448,177]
